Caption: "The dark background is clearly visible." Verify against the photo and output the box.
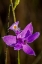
[0,0,42,64]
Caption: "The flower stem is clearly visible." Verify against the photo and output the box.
[10,0,16,22]
[5,5,10,64]
[18,51,20,64]
[10,0,20,64]
[5,47,8,64]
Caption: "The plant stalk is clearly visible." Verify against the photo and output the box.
[10,0,16,22]
[18,51,20,64]
[10,0,20,64]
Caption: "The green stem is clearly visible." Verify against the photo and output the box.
[10,0,20,64]
[5,6,10,64]
[5,48,8,64]
[10,0,16,22]
[18,51,20,64]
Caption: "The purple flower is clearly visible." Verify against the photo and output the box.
[2,22,40,56]
[9,21,21,35]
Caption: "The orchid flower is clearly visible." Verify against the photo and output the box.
[9,21,21,35]
[2,22,40,55]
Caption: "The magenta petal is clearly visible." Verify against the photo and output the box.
[26,32,40,43]
[22,44,35,55]
[17,22,33,38]
[25,30,31,38]
[9,21,19,31]
[2,35,16,46]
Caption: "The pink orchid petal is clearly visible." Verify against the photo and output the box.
[2,35,16,46]
[22,44,35,56]
[17,22,33,38]
[26,32,40,43]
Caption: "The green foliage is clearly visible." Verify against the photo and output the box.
[14,0,20,10]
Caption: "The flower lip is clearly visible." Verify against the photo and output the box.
[8,21,19,31]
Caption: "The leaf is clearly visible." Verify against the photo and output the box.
[14,0,20,10]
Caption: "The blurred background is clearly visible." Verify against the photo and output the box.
[0,0,42,64]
